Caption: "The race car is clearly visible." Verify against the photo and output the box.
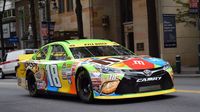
[17,39,175,102]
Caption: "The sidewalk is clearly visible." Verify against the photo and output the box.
[174,66,200,77]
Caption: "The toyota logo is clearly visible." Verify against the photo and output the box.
[143,70,152,77]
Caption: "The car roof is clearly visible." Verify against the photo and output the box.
[47,39,119,48]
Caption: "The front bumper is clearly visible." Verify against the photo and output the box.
[93,68,175,99]
[94,88,176,99]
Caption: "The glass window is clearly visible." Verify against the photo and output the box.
[3,11,7,18]
[12,9,15,16]
[70,45,134,59]
[58,0,65,13]
[7,10,11,17]
[49,45,67,60]
[2,54,7,62]
[36,46,49,60]
[121,0,133,22]
[66,0,73,12]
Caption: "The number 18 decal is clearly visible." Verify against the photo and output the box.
[46,65,62,88]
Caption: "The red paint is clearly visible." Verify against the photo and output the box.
[0,59,19,65]
[123,58,154,70]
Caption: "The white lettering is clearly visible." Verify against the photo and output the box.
[136,77,162,82]
[133,61,145,65]
[46,65,61,87]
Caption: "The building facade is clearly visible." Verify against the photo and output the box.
[157,0,199,66]
[14,0,199,66]
[51,0,199,66]
[15,0,41,49]
[0,0,17,55]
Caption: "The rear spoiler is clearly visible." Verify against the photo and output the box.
[18,54,34,61]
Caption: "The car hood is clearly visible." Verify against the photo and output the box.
[87,56,168,70]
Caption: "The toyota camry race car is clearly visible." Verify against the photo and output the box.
[17,39,175,102]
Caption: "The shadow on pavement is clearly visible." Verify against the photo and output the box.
[92,95,177,105]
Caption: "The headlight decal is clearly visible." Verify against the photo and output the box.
[94,64,124,74]
[91,72,124,96]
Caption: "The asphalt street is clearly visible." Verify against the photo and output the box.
[0,76,200,112]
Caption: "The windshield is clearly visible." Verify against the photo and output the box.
[70,45,134,59]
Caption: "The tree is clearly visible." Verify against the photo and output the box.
[173,0,197,26]
[0,0,6,58]
[75,0,84,39]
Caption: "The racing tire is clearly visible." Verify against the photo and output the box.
[27,72,39,97]
[76,70,94,103]
[0,70,5,79]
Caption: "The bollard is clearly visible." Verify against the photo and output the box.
[176,55,181,74]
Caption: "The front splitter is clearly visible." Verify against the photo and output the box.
[94,88,176,100]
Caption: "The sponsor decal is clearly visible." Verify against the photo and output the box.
[136,77,162,83]
[25,62,38,70]
[36,81,46,89]
[109,74,117,80]
[124,58,155,70]
[62,63,72,84]
[133,60,145,65]
[91,72,101,77]
[100,79,120,94]
[91,77,102,91]
[91,57,126,65]
[71,62,79,76]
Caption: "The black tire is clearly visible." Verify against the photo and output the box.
[76,70,94,103]
[0,70,5,79]
[27,72,39,97]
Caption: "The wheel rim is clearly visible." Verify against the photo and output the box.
[78,73,92,99]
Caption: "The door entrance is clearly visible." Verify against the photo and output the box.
[123,22,134,52]
[127,32,134,52]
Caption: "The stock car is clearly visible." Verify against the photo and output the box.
[17,39,175,102]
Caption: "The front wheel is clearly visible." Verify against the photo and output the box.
[27,72,39,97]
[76,70,94,103]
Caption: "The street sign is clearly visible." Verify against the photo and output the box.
[163,14,177,48]
[8,36,19,43]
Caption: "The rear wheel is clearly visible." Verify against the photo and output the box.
[0,70,5,79]
[76,70,94,103]
[27,72,39,97]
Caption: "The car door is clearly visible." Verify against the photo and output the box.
[45,44,75,94]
